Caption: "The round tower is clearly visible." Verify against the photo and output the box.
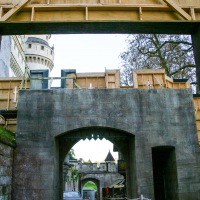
[24,35,54,72]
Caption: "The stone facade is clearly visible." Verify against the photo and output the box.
[24,35,54,72]
[78,162,117,173]
[0,36,11,77]
[0,35,54,78]
[13,88,200,200]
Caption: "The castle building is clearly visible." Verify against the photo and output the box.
[24,35,54,72]
[0,35,54,77]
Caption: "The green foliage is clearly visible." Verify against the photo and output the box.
[0,126,16,146]
[78,158,84,163]
[85,159,92,163]
[66,166,80,191]
[84,182,97,190]
[68,149,76,160]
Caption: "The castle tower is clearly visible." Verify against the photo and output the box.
[24,35,54,72]
[105,150,115,162]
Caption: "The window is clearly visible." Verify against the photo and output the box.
[41,46,44,50]
[28,44,31,48]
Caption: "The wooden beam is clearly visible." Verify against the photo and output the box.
[163,0,192,20]
[0,0,32,21]
[190,8,196,20]
[85,7,88,21]
[31,6,35,21]
[139,7,142,20]
[0,7,3,18]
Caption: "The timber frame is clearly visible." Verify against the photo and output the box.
[0,0,199,35]
[0,0,200,23]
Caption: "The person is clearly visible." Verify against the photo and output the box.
[105,187,109,197]
[105,187,109,194]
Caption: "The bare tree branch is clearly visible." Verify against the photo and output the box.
[170,64,196,76]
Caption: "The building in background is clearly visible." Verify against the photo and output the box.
[0,35,54,77]
[24,35,54,72]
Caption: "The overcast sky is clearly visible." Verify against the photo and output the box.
[49,34,128,86]
[49,34,128,162]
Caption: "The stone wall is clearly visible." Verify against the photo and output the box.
[78,162,117,173]
[0,127,16,200]
[13,88,200,200]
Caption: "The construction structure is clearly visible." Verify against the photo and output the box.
[2,68,200,139]
[0,0,200,200]
[0,0,199,23]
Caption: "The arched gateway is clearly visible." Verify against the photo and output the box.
[13,88,200,200]
[59,127,135,200]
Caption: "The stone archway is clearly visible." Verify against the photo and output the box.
[80,177,100,200]
[57,126,136,200]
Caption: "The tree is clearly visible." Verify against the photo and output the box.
[68,148,76,160]
[119,34,196,89]
[85,159,92,164]
[66,166,79,191]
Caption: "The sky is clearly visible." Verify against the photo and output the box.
[49,34,128,87]
[49,34,128,162]
[72,139,118,163]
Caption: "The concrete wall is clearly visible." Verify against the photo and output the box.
[13,89,200,200]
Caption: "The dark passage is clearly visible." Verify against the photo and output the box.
[152,146,179,200]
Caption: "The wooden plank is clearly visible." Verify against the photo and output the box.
[139,7,142,20]
[85,7,88,20]
[196,120,200,130]
[193,98,200,112]
[0,0,32,21]
[133,71,138,88]
[133,69,166,88]
[133,69,165,75]
[115,70,120,88]
[7,82,11,110]
[196,110,200,120]
[190,8,196,20]
[0,6,3,18]
[173,80,190,89]
[1,5,200,22]
[77,73,105,77]
[163,0,192,20]
[31,6,35,21]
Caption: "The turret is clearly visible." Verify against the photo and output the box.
[24,35,54,71]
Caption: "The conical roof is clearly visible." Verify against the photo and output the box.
[105,150,115,162]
